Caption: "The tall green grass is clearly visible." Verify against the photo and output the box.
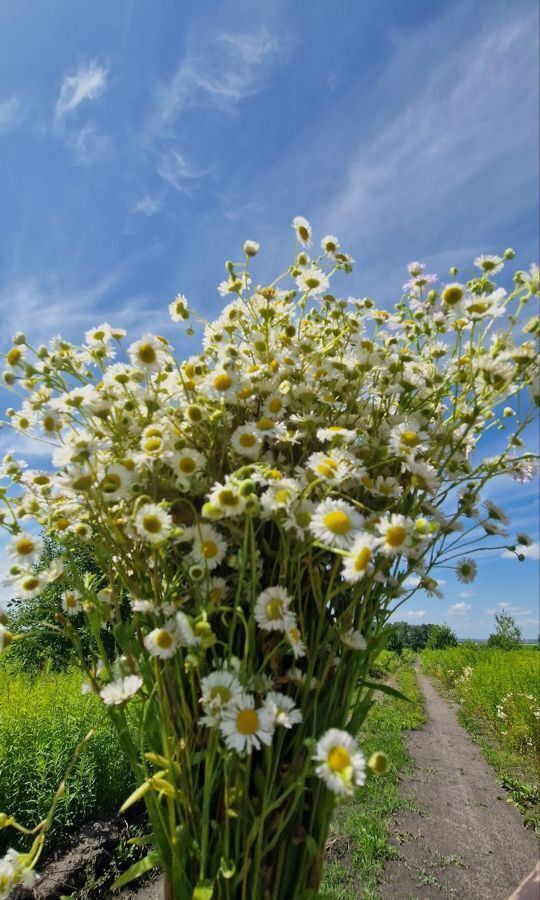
[0,664,133,853]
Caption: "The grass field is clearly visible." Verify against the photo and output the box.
[0,663,133,853]
[321,662,426,900]
[422,645,540,829]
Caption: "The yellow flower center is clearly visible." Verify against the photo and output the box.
[268,398,282,413]
[298,225,310,241]
[442,286,463,305]
[209,686,231,703]
[22,577,39,591]
[7,347,22,365]
[267,469,283,480]
[401,431,419,448]
[323,511,351,535]
[214,374,232,391]
[353,547,372,572]
[202,540,218,559]
[103,474,121,493]
[328,745,352,773]
[274,489,291,504]
[16,538,35,556]
[296,511,311,528]
[289,627,300,642]
[145,438,162,452]
[218,490,239,508]
[156,630,173,649]
[143,515,162,534]
[467,302,488,315]
[239,433,257,448]
[256,417,274,431]
[209,588,223,603]
[43,416,56,433]
[138,343,157,364]
[236,708,259,735]
[179,457,196,474]
[266,599,283,620]
[385,525,407,548]
[66,595,77,608]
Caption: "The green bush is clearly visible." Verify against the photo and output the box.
[0,664,134,853]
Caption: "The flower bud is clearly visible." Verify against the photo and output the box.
[202,502,222,520]
[243,240,260,257]
[12,332,26,345]
[503,248,515,259]
[239,479,255,497]
[449,266,458,276]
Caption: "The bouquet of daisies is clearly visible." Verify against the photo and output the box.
[0,218,538,899]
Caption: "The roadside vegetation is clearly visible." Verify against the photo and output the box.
[321,656,425,900]
[0,661,133,854]
[422,643,540,829]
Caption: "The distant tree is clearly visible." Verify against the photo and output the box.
[387,621,433,653]
[487,610,522,650]
[425,623,458,650]
[5,536,109,672]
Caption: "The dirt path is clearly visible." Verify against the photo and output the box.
[379,670,538,900]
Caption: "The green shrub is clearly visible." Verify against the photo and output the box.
[0,664,134,853]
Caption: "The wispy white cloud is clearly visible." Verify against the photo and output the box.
[151,28,286,131]
[459,590,477,599]
[449,602,471,615]
[400,609,426,620]
[0,96,25,133]
[55,61,109,118]
[156,149,209,194]
[320,5,539,265]
[67,124,113,165]
[132,193,164,217]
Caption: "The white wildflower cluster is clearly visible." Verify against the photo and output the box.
[0,220,538,895]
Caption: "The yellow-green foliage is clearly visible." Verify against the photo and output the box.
[422,646,540,759]
[0,665,133,852]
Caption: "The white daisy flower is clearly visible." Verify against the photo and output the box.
[441,283,465,307]
[204,368,239,400]
[307,451,352,484]
[341,533,377,583]
[262,393,288,419]
[321,235,340,255]
[176,612,199,647]
[219,693,275,754]
[292,215,312,246]
[254,586,293,632]
[207,481,247,518]
[285,620,306,658]
[144,625,179,659]
[169,294,189,322]
[206,576,229,605]
[263,692,303,729]
[7,532,43,565]
[283,499,315,540]
[296,266,330,296]
[313,728,366,796]
[376,514,414,556]
[69,521,93,542]
[168,448,205,485]
[456,557,477,584]
[474,254,504,275]
[316,426,356,443]
[100,675,143,707]
[389,420,428,457]
[190,524,227,571]
[100,464,135,501]
[61,589,83,616]
[128,334,167,370]
[231,424,263,459]
[260,479,300,516]
[340,628,367,651]
[0,848,37,893]
[16,572,45,599]
[310,499,364,549]
[132,598,153,613]
[134,504,173,544]
[200,670,243,726]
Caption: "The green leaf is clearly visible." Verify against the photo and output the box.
[111,851,161,890]
[193,881,214,899]
[359,680,411,702]
[127,833,154,846]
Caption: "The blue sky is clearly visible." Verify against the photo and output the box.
[0,0,538,636]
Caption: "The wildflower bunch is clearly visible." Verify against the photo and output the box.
[0,221,538,899]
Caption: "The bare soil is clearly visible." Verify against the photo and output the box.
[379,671,539,900]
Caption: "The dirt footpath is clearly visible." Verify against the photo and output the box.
[379,671,539,900]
